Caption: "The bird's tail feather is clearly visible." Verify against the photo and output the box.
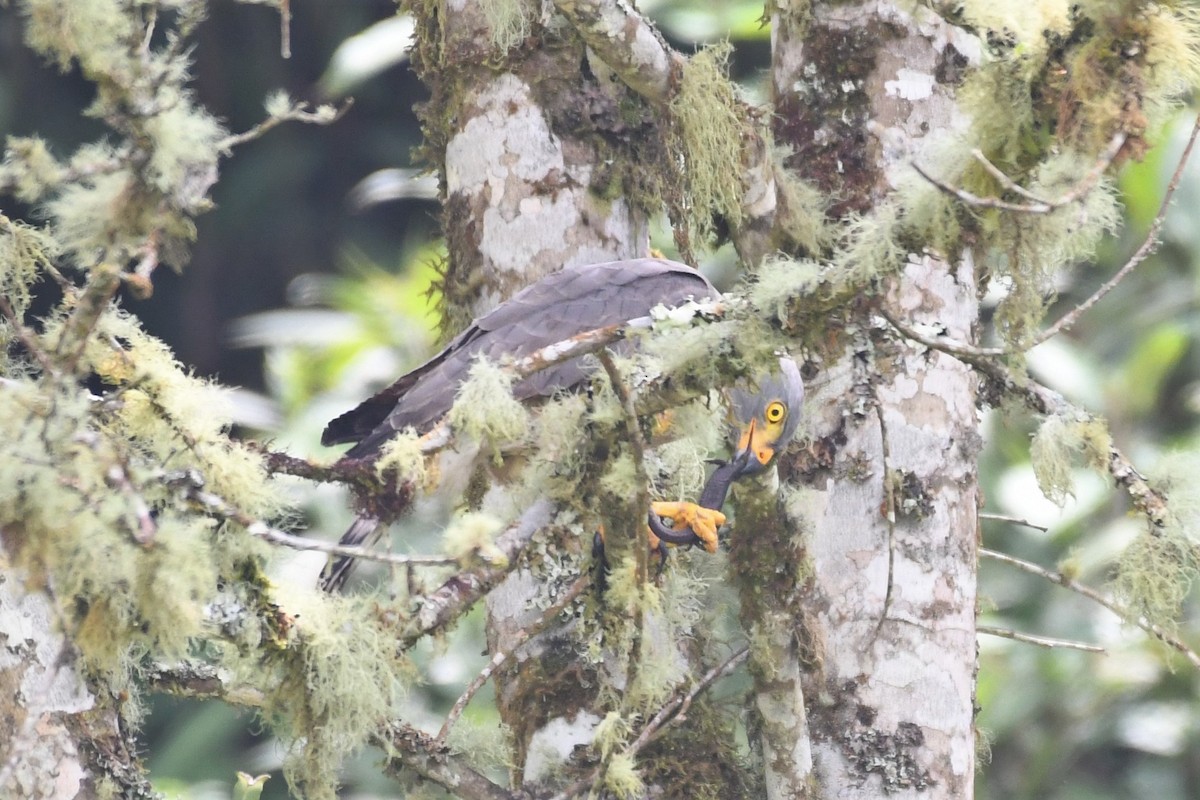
[319,515,383,593]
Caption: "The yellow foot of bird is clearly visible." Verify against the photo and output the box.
[649,501,726,553]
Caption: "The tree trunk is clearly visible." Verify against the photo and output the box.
[0,555,152,798]
[765,2,981,796]
[420,0,657,786]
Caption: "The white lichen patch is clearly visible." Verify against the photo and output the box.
[885,68,935,101]
[524,711,602,782]
[442,511,507,567]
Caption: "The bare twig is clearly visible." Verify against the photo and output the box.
[980,547,1200,669]
[596,350,652,745]
[872,401,896,642]
[104,457,157,544]
[979,512,1049,533]
[913,131,1127,214]
[978,624,1105,654]
[549,646,751,800]
[436,573,590,745]
[183,482,456,567]
[1034,115,1200,345]
[279,0,292,59]
[218,100,352,154]
[633,645,750,750]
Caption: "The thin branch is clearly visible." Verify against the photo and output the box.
[974,131,1126,212]
[0,293,56,377]
[913,130,1126,214]
[145,661,519,800]
[884,298,1168,530]
[182,482,457,567]
[376,722,527,800]
[878,306,1006,358]
[978,624,1105,654]
[436,573,590,746]
[889,311,1171,530]
[278,0,292,59]
[872,400,896,642]
[597,351,652,586]
[633,645,750,750]
[553,0,678,103]
[396,501,554,651]
[979,512,1049,533]
[56,261,124,374]
[218,100,352,154]
[972,359,1171,529]
[104,454,157,544]
[549,646,751,800]
[1034,115,1200,345]
[980,547,1200,669]
[597,350,652,751]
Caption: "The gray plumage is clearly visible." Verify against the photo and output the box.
[323,258,718,460]
[728,357,805,446]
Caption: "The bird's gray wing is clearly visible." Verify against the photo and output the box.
[323,258,716,459]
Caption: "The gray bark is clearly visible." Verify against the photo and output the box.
[769,2,981,796]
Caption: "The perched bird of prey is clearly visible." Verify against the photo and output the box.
[319,257,803,590]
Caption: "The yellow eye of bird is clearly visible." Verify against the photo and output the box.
[765,401,786,424]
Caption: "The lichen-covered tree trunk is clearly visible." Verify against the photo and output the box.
[413,0,657,785]
[763,2,981,796]
[0,567,140,799]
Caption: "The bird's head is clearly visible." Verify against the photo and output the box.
[727,357,805,479]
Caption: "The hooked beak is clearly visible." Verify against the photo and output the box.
[731,419,775,479]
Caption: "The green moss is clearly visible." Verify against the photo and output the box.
[829,201,906,285]
[993,154,1121,345]
[268,590,413,800]
[374,430,428,484]
[1029,413,1112,505]
[1112,530,1197,635]
[605,752,646,798]
[21,0,137,75]
[447,358,531,460]
[771,158,830,255]
[1141,6,1200,124]
[593,711,632,758]
[1111,452,1200,633]
[442,510,507,566]
[670,43,746,245]
[747,255,822,325]
[598,451,641,501]
[479,0,533,52]
[0,137,66,203]
[530,393,590,499]
[649,401,725,502]
[0,216,58,321]
[142,96,225,204]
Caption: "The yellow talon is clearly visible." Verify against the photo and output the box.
[650,501,726,553]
